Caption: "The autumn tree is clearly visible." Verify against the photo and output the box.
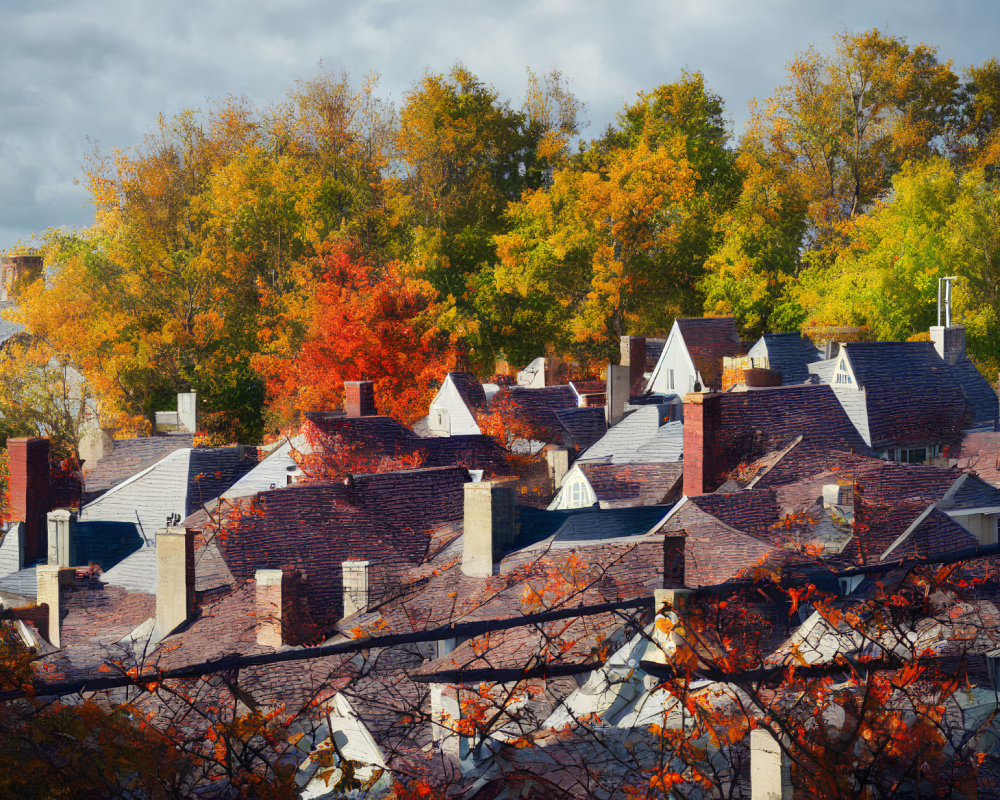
[254,242,461,427]
[487,73,733,366]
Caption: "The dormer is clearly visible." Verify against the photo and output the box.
[832,351,857,389]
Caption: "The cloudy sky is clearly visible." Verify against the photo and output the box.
[2,0,998,249]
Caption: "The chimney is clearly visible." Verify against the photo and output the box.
[46,510,74,567]
[930,325,965,366]
[8,437,50,563]
[620,336,647,393]
[155,526,194,637]
[646,588,692,667]
[36,564,73,648]
[682,393,722,497]
[345,380,376,417]
[751,728,793,800]
[78,428,114,468]
[822,484,853,508]
[430,683,468,760]
[606,364,630,427]
[177,392,198,433]
[462,481,518,577]
[342,560,370,617]
[663,534,686,588]
[545,446,570,491]
[255,568,285,647]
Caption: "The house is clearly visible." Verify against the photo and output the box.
[645,317,745,395]
[548,462,682,510]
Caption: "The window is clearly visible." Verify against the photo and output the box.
[666,369,675,391]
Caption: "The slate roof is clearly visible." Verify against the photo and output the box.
[83,434,195,501]
[675,317,745,389]
[748,333,824,385]
[644,338,665,371]
[447,372,488,411]
[553,407,607,453]
[305,412,418,453]
[807,357,837,384]
[222,438,299,499]
[214,467,469,632]
[880,508,980,563]
[415,435,509,477]
[578,407,677,464]
[576,463,682,508]
[950,358,998,429]
[688,489,782,543]
[838,342,970,449]
[953,430,1000,487]
[491,385,579,440]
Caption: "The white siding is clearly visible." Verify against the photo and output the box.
[645,323,699,395]
[548,466,597,510]
[428,376,482,436]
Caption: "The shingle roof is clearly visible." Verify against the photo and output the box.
[579,406,676,464]
[952,430,1000,486]
[880,508,980,563]
[688,489,782,543]
[83,434,195,500]
[446,372,488,411]
[841,342,969,449]
[490,385,579,440]
[950,359,998,430]
[553,407,607,453]
[576,463,682,508]
[305,412,418,453]
[748,333,824,385]
[675,317,745,389]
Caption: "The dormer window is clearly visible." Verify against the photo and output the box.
[834,358,853,385]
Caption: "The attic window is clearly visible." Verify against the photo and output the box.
[666,369,675,391]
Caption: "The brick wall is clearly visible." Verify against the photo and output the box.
[344,380,376,417]
[8,438,50,562]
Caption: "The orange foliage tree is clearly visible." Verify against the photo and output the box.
[255,242,461,428]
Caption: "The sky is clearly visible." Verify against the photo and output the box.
[2,0,999,249]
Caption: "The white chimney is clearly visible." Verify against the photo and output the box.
[430,683,467,760]
[36,564,74,648]
[177,392,198,434]
[545,446,570,490]
[751,728,793,800]
[255,568,285,647]
[46,510,73,568]
[462,481,517,577]
[342,560,370,617]
[155,526,194,637]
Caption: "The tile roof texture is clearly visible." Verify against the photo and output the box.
[446,371,488,411]
[838,342,970,449]
[214,466,469,632]
[576,463,682,508]
[675,317,745,390]
[952,430,1000,486]
[950,358,999,429]
[553,407,607,453]
[748,332,824,385]
[579,407,677,464]
[688,489,782,543]
[490,385,579,442]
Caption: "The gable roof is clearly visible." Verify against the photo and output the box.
[950,359,998,430]
[83,434,195,501]
[837,342,970,449]
[445,372,488,412]
[575,462,682,508]
[748,333,824,385]
[491,385,578,440]
[674,317,745,390]
[688,489,782,543]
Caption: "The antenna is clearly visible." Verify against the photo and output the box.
[937,276,959,327]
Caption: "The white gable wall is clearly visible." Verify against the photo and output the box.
[645,322,700,395]
[428,376,482,436]
[548,465,597,510]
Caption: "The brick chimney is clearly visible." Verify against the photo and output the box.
[345,380,376,417]
[462,481,518,577]
[255,568,309,646]
[751,728,793,800]
[46,510,74,567]
[36,564,74,648]
[663,534,686,587]
[8,437,50,563]
[341,560,370,618]
[620,336,647,393]
[682,393,722,497]
[155,526,194,638]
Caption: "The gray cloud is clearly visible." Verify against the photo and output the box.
[1,0,998,247]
